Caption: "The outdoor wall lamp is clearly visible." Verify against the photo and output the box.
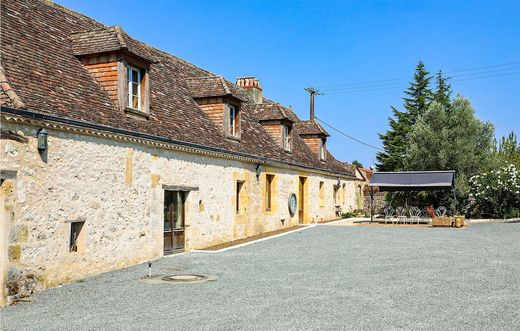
[255,164,263,180]
[337,176,341,186]
[37,128,48,152]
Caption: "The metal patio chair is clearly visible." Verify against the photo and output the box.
[384,206,394,224]
[420,207,431,224]
[409,206,421,224]
[395,206,407,224]
[435,206,447,218]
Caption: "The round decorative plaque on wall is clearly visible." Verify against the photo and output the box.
[288,193,297,217]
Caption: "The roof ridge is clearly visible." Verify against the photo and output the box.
[220,76,232,95]
[113,25,128,49]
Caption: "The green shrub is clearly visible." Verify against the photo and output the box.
[469,164,520,218]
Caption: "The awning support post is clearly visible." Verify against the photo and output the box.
[452,188,457,216]
[370,187,374,222]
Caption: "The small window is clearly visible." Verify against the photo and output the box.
[236,181,244,214]
[319,139,326,160]
[69,221,85,253]
[127,65,141,110]
[283,125,292,151]
[228,105,239,137]
[319,181,325,207]
[265,174,275,211]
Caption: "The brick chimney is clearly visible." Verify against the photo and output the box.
[236,77,262,104]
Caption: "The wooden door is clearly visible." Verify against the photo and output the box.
[298,177,306,223]
[164,191,185,253]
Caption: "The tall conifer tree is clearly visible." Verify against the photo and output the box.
[433,70,452,109]
[376,61,432,171]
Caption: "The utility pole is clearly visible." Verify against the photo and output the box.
[304,87,322,122]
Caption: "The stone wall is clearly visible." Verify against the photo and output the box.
[363,190,386,214]
[0,120,356,296]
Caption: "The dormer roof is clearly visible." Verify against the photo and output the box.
[69,26,156,63]
[185,76,246,102]
[294,120,330,137]
[251,102,298,123]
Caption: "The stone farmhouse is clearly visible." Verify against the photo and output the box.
[0,0,357,304]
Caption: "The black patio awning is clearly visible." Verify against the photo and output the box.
[369,170,455,192]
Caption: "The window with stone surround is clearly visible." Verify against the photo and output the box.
[319,181,325,207]
[265,174,275,211]
[236,180,244,214]
[69,221,85,253]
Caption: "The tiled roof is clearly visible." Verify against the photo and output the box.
[69,26,156,62]
[185,76,245,101]
[294,120,330,136]
[0,0,353,177]
[250,102,298,123]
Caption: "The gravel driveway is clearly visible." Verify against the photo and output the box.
[1,223,519,330]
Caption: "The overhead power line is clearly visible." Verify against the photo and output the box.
[316,61,520,93]
[315,116,383,151]
[321,69,520,95]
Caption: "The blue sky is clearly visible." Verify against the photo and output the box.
[57,0,520,167]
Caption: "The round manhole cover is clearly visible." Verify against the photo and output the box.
[139,274,216,284]
[162,274,208,282]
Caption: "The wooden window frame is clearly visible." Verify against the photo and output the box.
[118,58,150,118]
[319,138,327,161]
[226,104,240,139]
[127,64,141,110]
[283,125,292,152]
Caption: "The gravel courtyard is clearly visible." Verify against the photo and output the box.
[1,223,519,330]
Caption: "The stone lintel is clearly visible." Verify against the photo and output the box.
[162,184,199,191]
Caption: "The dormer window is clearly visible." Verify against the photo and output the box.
[127,65,142,110]
[228,104,240,138]
[70,26,154,119]
[283,125,292,152]
[319,138,327,161]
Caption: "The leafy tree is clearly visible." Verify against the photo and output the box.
[377,61,432,171]
[405,97,496,212]
[496,131,520,168]
[352,160,364,168]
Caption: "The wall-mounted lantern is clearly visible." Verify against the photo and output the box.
[336,176,341,187]
[255,164,263,180]
[37,128,48,152]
